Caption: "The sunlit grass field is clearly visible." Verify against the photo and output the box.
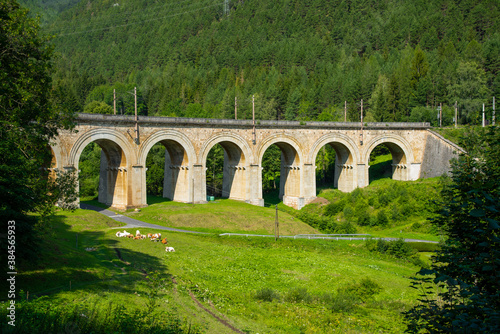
[2,208,425,333]
[117,197,320,235]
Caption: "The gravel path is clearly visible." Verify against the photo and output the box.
[80,203,205,234]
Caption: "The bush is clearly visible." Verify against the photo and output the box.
[324,200,345,216]
[366,238,417,260]
[329,291,361,312]
[387,238,416,258]
[334,222,357,234]
[342,206,354,220]
[390,204,403,222]
[375,209,389,226]
[356,208,371,226]
[345,278,383,302]
[284,287,312,303]
[297,211,337,233]
[254,288,281,302]
[406,242,439,252]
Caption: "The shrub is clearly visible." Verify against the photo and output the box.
[411,222,422,230]
[324,200,345,216]
[334,222,357,234]
[366,238,417,260]
[342,206,354,220]
[390,204,403,222]
[356,208,371,226]
[387,238,416,258]
[375,209,389,226]
[329,291,361,312]
[345,278,383,302]
[297,211,337,233]
[406,242,439,252]
[254,288,281,302]
[284,287,312,303]
[349,188,365,202]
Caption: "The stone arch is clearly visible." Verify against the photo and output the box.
[199,133,253,166]
[138,130,197,204]
[69,129,133,168]
[309,133,359,192]
[69,129,133,210]
[363,134,414,182]
[257,134,304,166]
[138,130,196,166]
[199,133,253,202]
[257,135,304,208]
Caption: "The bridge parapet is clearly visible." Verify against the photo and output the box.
[75,113,430,130]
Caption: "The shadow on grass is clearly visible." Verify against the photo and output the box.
[2,213,170,300]
[81,198,112,210]
[369,160,392,183]
[263,189,281,206]
[146,195,173,205]
[82,195,173,210]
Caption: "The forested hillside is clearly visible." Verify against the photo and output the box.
[29,0,499,124]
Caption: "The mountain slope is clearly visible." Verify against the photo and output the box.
[35,0,500,123]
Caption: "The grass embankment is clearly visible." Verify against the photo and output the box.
[2,209,424,333]
[117,197,319,235]
[432,126,470,145]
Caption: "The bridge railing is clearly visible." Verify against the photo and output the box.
[75,113,431,129]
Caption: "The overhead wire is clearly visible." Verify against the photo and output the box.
[45,0,225,37]
[43,0,205,31]
[46,0,222,35]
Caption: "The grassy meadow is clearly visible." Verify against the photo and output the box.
[1,197,432,333]
[122,197,319,235]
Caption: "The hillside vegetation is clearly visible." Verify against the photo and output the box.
[22,0,498,125]
[295,177,443,241]
[1,209,426,333]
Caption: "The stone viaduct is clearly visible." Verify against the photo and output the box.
[50,113,463,210]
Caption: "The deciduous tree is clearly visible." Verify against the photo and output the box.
[0,0,74,259]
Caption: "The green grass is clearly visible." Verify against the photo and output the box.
[432,126,469,145]
[2,210,424,333]
[369,153,393,183]
[5,209,125,296]
[120,196,319,235]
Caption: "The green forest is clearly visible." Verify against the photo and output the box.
[22,0,499,126]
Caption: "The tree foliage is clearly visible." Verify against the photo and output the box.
[0,0,74,259]
[404,126,500,333]
[20,0,498,124]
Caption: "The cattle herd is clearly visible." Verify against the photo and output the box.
[115,230,175,252]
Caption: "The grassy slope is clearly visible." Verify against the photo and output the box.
[317,177,443,242]
[316,153,442,241]
[10,209,125,295]
[121,197,319,235]
[3,209,423,333]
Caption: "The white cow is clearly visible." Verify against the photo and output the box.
[115,230,131,237]
[165,247,175,252]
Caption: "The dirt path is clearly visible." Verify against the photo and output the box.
[187,290,245,334]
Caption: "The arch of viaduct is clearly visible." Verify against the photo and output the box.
[51,114,463,210]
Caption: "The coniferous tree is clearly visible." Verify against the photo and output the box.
[405,126,500,333]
